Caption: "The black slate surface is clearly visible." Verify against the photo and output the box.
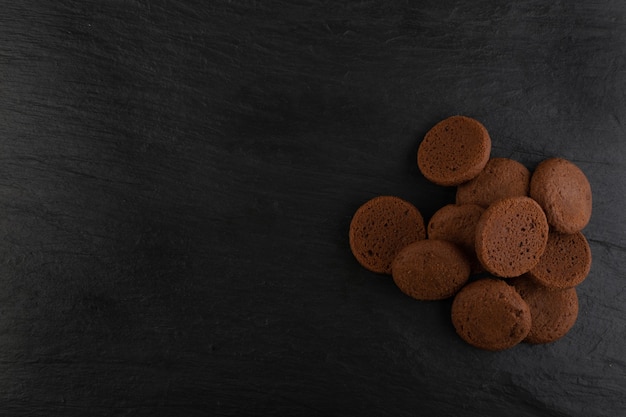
[1,1,625,416]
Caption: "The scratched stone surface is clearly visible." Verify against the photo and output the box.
[1,1,625,416]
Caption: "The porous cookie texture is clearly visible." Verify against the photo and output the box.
[451,278,532,351]
[391,240,471,300]
[456,157,530,208]
[530,158,592,233]
[427,204,485,273]
[348,116,594,351]
[510,276,579,344]
[527,231,592,289]
[417,115,491,186]
[475,196,549,278]
[349,196,426,274]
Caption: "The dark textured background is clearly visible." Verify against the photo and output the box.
[1,1,625,416]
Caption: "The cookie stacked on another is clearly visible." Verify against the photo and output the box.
[348,115,593,351]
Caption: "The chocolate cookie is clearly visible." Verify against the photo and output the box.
[529,158,592,233]
[527,231,592,289]
[451,278,532,351]
[475,196,549,278]
[417,115,491,186]
[510,276,579,344]
[349,196,426,274]
[456,157,530,208]
[391,240,471,300]
[427,204,485,273]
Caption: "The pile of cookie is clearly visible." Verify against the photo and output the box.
[349,116,592,351]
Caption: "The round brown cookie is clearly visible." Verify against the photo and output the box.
[527,231,592,289]
[427,204,485,273]
[456,157,530,208]
[475,196,549,278]
[391,240,471,300]
[451,278,532,351]
[349,196,426,274]
[417,115,491,186]
[529,158,592,233]
[510,276,579,344]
